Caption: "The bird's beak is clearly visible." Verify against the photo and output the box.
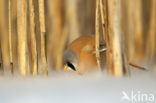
[64,64,69,70]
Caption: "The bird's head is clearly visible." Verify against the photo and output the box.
[63,50,78,71]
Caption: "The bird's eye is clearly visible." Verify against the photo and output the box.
[66,62,76,71]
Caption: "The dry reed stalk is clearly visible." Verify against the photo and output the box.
[99,0,107,69]
[146,0,156,59]
[134,0,143,60]
[17,0,27,75]
[46,0,53,69]
[39,0,46,33]
[103,0,113,74]
[0,44,2,71]
[39,0,48,75]
[27,46,31,75]
[11,0,18,68]
[125,0,135,62]
[27,24,32,75]
[12,0,17,20]
[100,0,106,41]
[8,0,13,74]
[95,0,102,71]
[66,0,80,43]
[29,0,38,75]
[129,63,146,71]
[51,0,63,70]
[0,0,10,71]
[33,0,42,73]
[104,0,114,74]
[107,0,129,77]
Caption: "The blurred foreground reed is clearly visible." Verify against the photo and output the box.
[0,0,155,76]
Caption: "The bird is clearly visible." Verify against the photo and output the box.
[63,34,106,74]
[63,35,146,74]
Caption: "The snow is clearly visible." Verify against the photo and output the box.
[0,67,156,103]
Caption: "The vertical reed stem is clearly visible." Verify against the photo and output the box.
[134,0,143,60]
[39,0,48,75]
[107,0,129,77]
[0,0,10,71]
[95,0,102,71]
[8,0,13,74]
[0,44,3,71]
[51,0,63,70]
[29,0,38,75]
[146,0,156,59]
[100,0,106,41]
[126,0,135,62]
[17,0,27,75]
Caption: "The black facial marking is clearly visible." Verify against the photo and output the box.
[67,62,76,71]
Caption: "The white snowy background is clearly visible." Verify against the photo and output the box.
[0,65,156,103]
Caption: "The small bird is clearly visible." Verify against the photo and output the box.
[63,35,101,74]
[63,34,145,74]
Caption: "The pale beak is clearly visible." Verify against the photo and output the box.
[64,64,69,70]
